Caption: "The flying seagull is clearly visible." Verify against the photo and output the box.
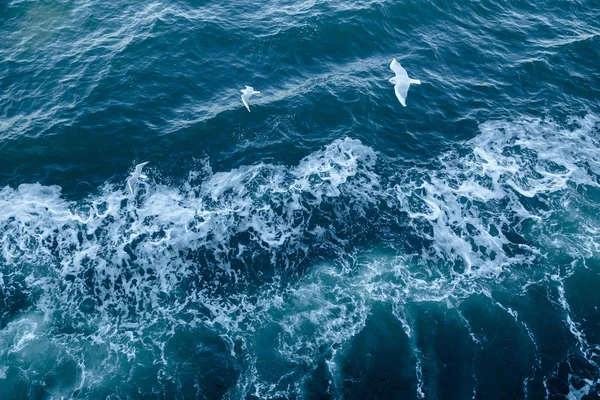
[389,58,420,107]
[241,86,260,112]
[127,161,149,194]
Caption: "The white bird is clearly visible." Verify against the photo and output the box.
[127,161,149,194]
[389,58,421,107]
[241,86,260,112]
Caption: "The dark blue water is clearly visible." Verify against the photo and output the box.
[1,0,600,398]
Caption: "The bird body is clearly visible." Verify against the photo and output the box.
[389,58,420,106]
[241,86,260,112]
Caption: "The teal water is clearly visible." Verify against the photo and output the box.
[1,0,600,398]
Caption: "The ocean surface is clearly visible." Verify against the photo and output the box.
[1,0,600,398]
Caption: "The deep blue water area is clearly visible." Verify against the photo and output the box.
[1,0,600,398]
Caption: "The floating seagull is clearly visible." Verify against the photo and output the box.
[241,86,260,112]
[389,58,420,107]
[127,161,149,194]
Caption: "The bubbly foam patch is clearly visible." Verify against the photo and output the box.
[0,116,599,397]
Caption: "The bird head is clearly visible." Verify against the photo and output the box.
[389,77,397,84]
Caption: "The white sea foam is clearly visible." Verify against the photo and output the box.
[0,116,598,397]
[566,375,596,400]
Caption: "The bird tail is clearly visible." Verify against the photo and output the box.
[253,91,260,94]
[410,79,421,85]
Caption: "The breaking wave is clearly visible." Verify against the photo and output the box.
[1,115,599,398]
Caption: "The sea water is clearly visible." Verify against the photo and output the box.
[1,0,599,398]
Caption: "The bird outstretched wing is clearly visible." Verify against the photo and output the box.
[394,80,410,107]
[127,177,135,194]
[241,93,251,112]
[390,58,408,78]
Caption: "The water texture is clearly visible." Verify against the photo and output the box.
[1,0,600,398]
